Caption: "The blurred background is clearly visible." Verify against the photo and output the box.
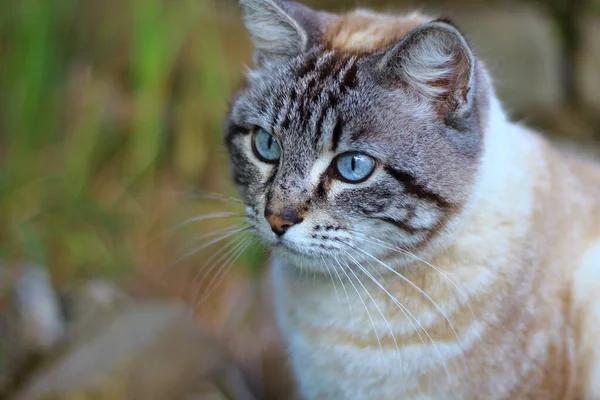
[0,0,598,399]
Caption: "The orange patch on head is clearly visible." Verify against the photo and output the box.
[323,10,432,54]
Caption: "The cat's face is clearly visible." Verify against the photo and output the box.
[225,1,488,272]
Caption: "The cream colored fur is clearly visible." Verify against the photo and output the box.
[271,94,600,399]
[234,2,600,397]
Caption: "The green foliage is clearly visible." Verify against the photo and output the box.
[0,0,263,286]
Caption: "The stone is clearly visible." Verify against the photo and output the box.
[0,264,65,394]
[15,301,255,400]
[0,265,12,391]
[61,279,132,343]
[445,5,563,120]
[11,266,65,353]
[576,18,600,116]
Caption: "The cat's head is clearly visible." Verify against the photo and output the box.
[225,0,490,271]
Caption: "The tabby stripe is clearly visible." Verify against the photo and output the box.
[279,86,299,131]
[262,167,278,194]
[385,167,452,209]
[330,54,351,82]
[272,52,359,142]
[313,93,333,144]
[377,217,424,235]
[233,173,249,186]
[297,53,318,79]
[330,115,344,151]
[271,95,285,129]
[317,53,337,81]
[302,53,331,96]
[339,58,358,93]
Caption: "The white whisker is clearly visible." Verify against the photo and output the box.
[195,236,252,307]
[354,244,463,344]
[334,258,386,365]
[326,256,357,334]
[167,226,249,269]
[351,231,474,321]
[169,211,246,233]
[322,255,340,302]
[176,223,247,257]
[185,191,245,204]
[190,235,246,306]
[352,245,460,398]
[352,230,481,377]
[343,251,401,375]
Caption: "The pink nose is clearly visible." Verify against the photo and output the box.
[264,207,303,236]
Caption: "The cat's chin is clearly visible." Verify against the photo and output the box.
[270,242,340,270]
[271,242,320,260]
[270,236,442,275]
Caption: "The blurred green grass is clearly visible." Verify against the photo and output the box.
[2,0,595,294]
[0,0,261,290]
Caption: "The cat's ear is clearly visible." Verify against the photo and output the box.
[377,20,476,118]
[240,0,321,61]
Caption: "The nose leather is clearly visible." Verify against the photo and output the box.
[265,206,303,237]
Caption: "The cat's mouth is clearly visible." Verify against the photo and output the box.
[273,238,309,255]
[275,242,306,257]
[272,236,343,262]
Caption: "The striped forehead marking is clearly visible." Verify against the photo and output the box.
[271,49,359,150]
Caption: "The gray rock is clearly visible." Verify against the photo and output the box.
[15,301,255,400]
[576,18,600,115]
[61,279,132,343]
[0,265,12,390]
[0,264,11,295]
[446,5,563,119]
[12,266,65,353]
[0,264,65,394]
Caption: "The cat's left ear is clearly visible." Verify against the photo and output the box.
[240,0,321,62]
[376,20,476,119]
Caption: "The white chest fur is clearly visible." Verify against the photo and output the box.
[270,258,483,400]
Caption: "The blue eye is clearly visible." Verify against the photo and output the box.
[335,152,376,183]
[253,128,281,163]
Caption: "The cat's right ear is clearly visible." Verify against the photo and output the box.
[240,0,322,63]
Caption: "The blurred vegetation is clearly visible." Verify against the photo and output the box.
[0,0,260,293]
[0,0,598,294]
[0,1,596,398]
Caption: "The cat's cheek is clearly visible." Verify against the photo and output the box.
[249,198,288,245]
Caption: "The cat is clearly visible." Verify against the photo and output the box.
[224,0,600,398]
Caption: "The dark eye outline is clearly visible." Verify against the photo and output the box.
[251,127,281,164]
[331,151,378,184]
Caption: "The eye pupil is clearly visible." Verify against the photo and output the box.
[334,152,375,183]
